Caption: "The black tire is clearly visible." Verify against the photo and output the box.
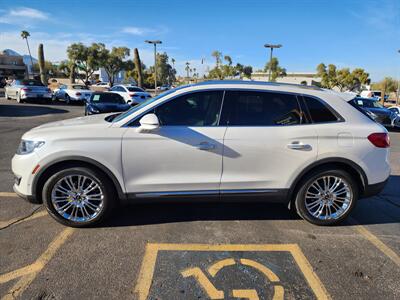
[65,94,71,104]
[5,92,10,100]
[52,94,58,103]
[42,167,116,227]
[294,168,358,226]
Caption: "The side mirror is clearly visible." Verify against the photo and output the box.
[136,113,160,133]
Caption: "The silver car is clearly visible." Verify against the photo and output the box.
[5,79,52,103]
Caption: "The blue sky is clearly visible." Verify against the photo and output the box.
[0,0,399,81]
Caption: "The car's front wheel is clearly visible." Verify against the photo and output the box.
[295,169,358,225]
[42,167,115,227]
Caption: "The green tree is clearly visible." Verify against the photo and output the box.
[21,31,34,77]
[32,61,58,77]
[371,77,399,104]
[98,46,130,87]
[316,63,370,91]
[154,52,174,85]
[38,44,46,85]
[133,48,143,87]
[211,50,222,67]
[264,57,286,81]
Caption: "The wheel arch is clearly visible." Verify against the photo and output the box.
[288,157,368,205]
[32,156,126,203]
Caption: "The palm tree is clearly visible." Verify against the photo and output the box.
[21,31,34,77]
[211,51,222,67]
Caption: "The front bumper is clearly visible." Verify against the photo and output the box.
[13,185,38,203]
[12,153,41,203]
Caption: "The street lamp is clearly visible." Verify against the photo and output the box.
[145,40,162,93]
[264,44,282,81]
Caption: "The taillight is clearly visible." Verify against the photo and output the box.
[368,133,390,148]
[129,93,135,97]
[21,88,30,92]
[76,92,81,96]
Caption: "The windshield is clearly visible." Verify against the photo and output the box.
[354,98,384,109]
[72,85,88,90]
[112,89,176,122]
[91,93,125,104]
[127,87,144,92]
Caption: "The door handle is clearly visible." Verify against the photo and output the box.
[287,142,312,150]
[196,142,216,151]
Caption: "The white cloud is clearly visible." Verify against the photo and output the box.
[0,7,49,24]
[9,7,48,20]
[121,27,148,35]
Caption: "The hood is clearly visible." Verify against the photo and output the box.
[32,114,112,131]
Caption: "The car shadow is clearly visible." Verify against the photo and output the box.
[101,175,400,228]
[0,104,69,117]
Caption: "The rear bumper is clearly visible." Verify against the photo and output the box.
[361,178,388,198]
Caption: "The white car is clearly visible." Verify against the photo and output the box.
[12,81,390,227]
[53,84,92,104]
[109,85,151,104]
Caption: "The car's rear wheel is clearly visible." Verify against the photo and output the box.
[295,169,358,225]
[16,92,23,103]
[42,167,115,227]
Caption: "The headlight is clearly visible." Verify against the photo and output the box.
[89,106,99,113]
[16,140,45,155]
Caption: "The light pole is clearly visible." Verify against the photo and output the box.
[264,44,282,81]
[145,40,162,93]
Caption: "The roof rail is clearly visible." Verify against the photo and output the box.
[192,80,323,91]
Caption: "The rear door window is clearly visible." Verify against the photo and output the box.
[220,91,304,126]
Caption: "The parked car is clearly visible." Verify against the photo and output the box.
[53,84,92,104]
[85,92,131,115]
[94,82,110,88]
[5,79,52,103]
[12,81,390,227]
[388,106,400,117]
[157,84,171,91]
[348,97,399,128]
[109,84,151,104]
[360,90,388,101]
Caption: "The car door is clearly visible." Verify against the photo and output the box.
[219,90,318,194]
[122,90,226,195]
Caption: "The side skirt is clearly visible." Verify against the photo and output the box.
[124,189,289,204]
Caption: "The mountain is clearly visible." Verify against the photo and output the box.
[2,49,38,66]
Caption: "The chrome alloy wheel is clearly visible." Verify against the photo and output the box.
[51,175,104,222]
[304,176,352,220]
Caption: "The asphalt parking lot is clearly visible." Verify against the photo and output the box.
[0,97,399,300]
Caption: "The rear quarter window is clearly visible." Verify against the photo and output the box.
[303,96,341,123]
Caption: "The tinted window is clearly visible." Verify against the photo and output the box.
[91,93,125,104]
[127,87,144,92]
[221,91,303,126]
[155,91,223,126]
[72,85,87,90]
[303,96,339,123]
[20,79,44,86]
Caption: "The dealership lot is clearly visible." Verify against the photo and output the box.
[0,98,399,299]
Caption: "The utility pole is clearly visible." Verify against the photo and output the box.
[145,40,162,94]
[264,44,282,81]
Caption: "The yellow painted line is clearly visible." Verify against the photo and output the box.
[240,258,280,282]
[181,267,224,299]
[0,210,47,229]
[0,227,75,300]
[272,285,285,300]
[134,243,330,300]
[232,289,260,300]
[208,258,235,277]
[349,217,400,267]
[0,192,18,197]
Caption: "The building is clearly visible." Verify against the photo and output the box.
[251,71,321,86]
[0,50,27,79]
[92,68,126,84]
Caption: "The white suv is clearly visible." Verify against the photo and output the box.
[12,81,390,227]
